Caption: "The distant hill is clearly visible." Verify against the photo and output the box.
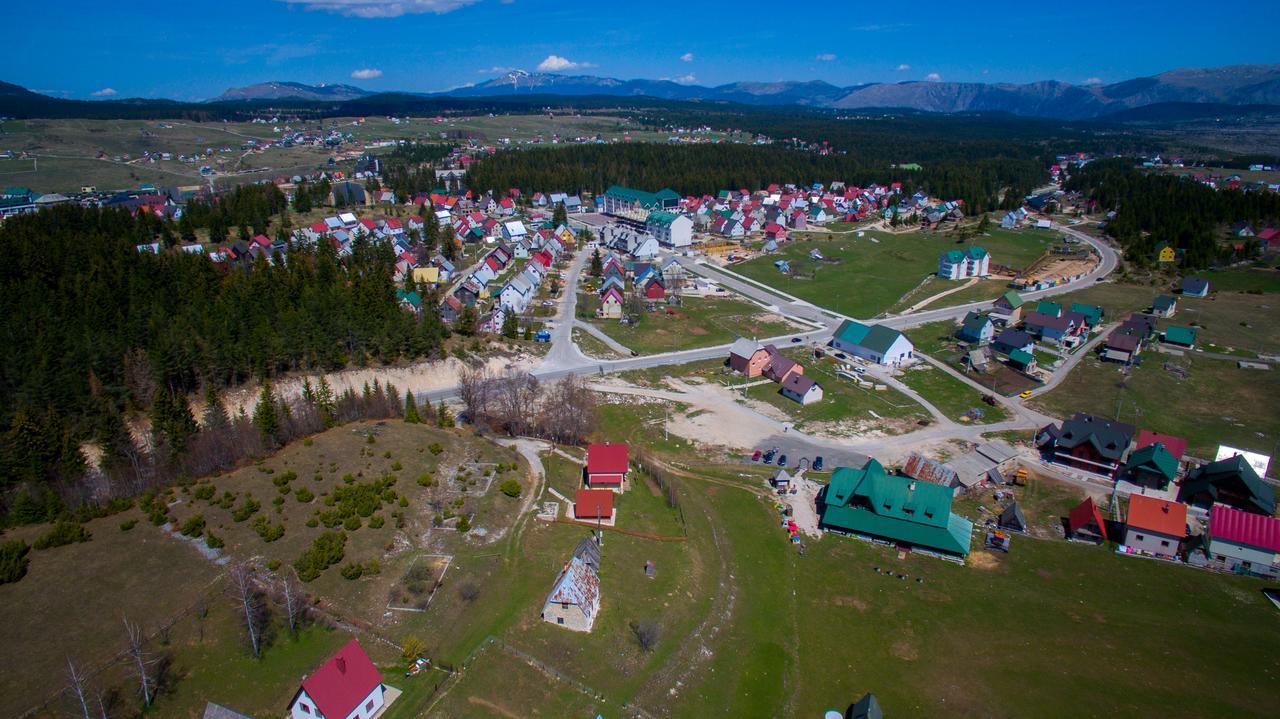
[211,81,372,102]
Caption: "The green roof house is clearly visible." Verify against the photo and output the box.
[1007,348,1036,371]
[831,320,914,366]
[1068,302,1103,327]
[1122,443,1180,490]
[992,290,1025,322]
[1163,325,1196,348]
[819,459,972,558]
[1179,455,1275,516]
[1036,301,1062,318]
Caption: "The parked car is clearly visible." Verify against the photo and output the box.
[778,454,788,467]
[812,456,824,471]
[1018,389,1034,399]
[790,337,802,343]
[751,450,762,462]
[834,352,847,360]
[762,451,775,465]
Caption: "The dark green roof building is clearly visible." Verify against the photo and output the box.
[818,459,972,558]
[1122,442,1179,489]
[1178,455,1275,516]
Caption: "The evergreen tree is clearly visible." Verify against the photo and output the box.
[590,248,603,277]
[314,377,337,428]
[252,381,280,445]
[403,391,420,424]
[203,385,230,431]
[501,312,518,339]
[455,305,478,336]
[552,202,568,227]
[436,402,454,428]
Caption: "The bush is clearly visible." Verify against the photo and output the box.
[499,479,522,498]
[368,515,385,529]
[343,516,362,531]
[193,485,216,502]
[180,514,206,537]
[391,461,403,471]
[251,516,286,542]
[303,437,314,446]
[305,518,319,528]
[416,473,435,487]
[232,495,261,522]
[294,531,347,582]
[1,541,32,584]
[205,533,224,549]
[456,514,472,533]
[33,521,91,550]
[295,487,315,503]
[428,442,445,455]
[340,562,364,580]
[266,559,281,571]
[119,518,138,532]
[398,496,409,508]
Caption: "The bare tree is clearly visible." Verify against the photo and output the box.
[122,615,158,707]
[629,619,662,652]
[227,563,268,657]
[457,581,480,603]
[278,571,308,636]
[65,657,93,719]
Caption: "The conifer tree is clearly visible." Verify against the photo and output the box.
[403,391,420,424]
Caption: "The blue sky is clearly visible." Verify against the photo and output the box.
[10,0,1280,100]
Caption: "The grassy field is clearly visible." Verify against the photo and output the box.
[585,295,799,355]
[1201,267,1280,294]
[733,228,1059,318]
[896,363,1010,424]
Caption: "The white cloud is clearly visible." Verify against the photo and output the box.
[351,68,383,79]
[478,65,517,74]
[925,72,941,81]
[91,87,117,97]
[895,63,910,71]
[1083,77,1102,85]
[815,53,837,61]
[680,52,694,62]
[536,54,594,72]
[673,73,696,84]
[279,0,481,18]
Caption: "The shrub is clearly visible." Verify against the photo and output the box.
[391,460,402,471]
[251,516,286,542]
[340,562,364,580]
[383,451,392,459]
[369,515,385,529]
[416,473,435,487]
[362,559,381,576]
[180,514,206,537]
[119,518,138,531]
[398,496,409,508]
[273,495,285,507]
[303,437,314,447]
[266,559,281,572]
[305,518,319,528]
[456,515,471,533]
[205,533,224,549]
[34,521,92,550]
[1,541,32,584]
[193,485,216,502]
[295,487,315,503]
[428,442,444,455]
[294,531,347,582]
[343,516,362,531]
[232,495,261,522]
[499,479,522,498]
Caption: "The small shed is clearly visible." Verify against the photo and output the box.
[1066,497,1108,543]
[998,502,1028,532]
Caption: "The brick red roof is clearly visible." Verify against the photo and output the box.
[1135,430,1187,461]
[295,639,382,719]
[574,489,614,520]
[1067,497,1108,540]
[587,443,629,475]
[1211,505,1280,553]
[1126,494,1187,537]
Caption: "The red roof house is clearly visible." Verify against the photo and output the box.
[585,444,629,490]
[1211,505,1280,554]
[574,489,615,521]
[1123,494,1187,558]
[289,639,385,719]
[1066,497,1108,543]
[1135,430,1187,461]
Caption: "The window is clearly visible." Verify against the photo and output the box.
[557,617,564,625]
[1160,540,1169,548]
[366,700,375,711]
[299,705,311,715]
[1135,534,1145,541]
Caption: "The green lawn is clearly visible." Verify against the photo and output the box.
[734,229,1057,318]
[896,364,1010,424]
[586,295,798,355]
[1030,352,1280,462]
[1201,267,1280,294]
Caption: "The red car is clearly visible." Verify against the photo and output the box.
[751,450,762,462]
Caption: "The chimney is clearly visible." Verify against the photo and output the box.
[336,657,347,674]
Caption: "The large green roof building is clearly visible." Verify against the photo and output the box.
[818,459,972,558]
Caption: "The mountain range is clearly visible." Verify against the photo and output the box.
[210,64,1280,120]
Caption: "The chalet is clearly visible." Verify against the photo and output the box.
[830,321,913,366]
[1035,301,1062,318]
[993,328,1034,356]
[1162,325,1196,348]
[1066,497,1108,543]
[1007,348,1037,373]
[1181,277,1209,297]
[728,339,772,377]
[573,489,616,524]
[1204,506,1280,578]
[1121,442,1180,490]
[288,639,386,719]
[1152,295,1177,318]
[1023,312,1076,345]
[937,246,990,280]
[1135,430,1187,463]
[780,374,824,405]
[991,290,1025,324]
[542,542,602,632]
[956,311,995,344]
[1155,242,1176,263]
[1068,302,1104,328]
[585,443,629,491]
[1103,332,1141,364]
[818,459,972,559]
[1123,495,1187,560]
[1118,313,1157,340]
[599,286,624,319]
[640,276,666,300]
[1038,413,1134,477]
[762,349,803,383]
[1178,455,1275,516]
[602,185,679,218]
[501,220,527,241]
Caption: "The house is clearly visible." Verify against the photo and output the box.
[573,489,616,524]
[999,502,1028,533]
[1155,242,1177,263]
[542,546,602,632]
[585,443,629,491]
[830,321,914,366]
[1135,430,1187,463]
[1152,295,1177,318]
[727,339,772,377]
[1023,312,1076,345]
[1162,325,1196,348]
[993,328,1034,356]
[770,469,792,489]
[1102,332,1142,364]
[966,346,994,373]
[1039,413,1134,477]
[1007,348,1037,373]
[818,458,972,558]
[779,374,824,405]
[1179,455,1275,516]
[645,211,693,248]
[1066,497,1108,543]
[1181,277,1209,297]
[640,276,666,300]
[1123,495,1187,560]
[599,286,624,319]
[991,290,1025,324]
[1121,442,1180,490]
[956,311,994,344]
[761,348,802,383]
[937,246,990,280]
[1205,505,1280,578]
[1068,302,1104,328]
[288,639,386,719]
